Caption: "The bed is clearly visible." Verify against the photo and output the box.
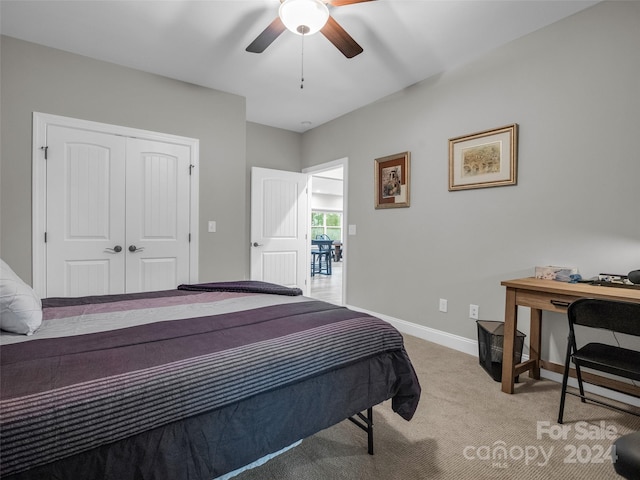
[0,280,421,480]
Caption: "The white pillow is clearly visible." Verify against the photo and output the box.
[0,259,42,335]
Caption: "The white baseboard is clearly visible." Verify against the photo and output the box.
[348,304,640,408]
[347,305,479,357]
[540,369,640,408]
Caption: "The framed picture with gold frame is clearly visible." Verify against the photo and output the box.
[375,151,410,209]
[448,124,518,191]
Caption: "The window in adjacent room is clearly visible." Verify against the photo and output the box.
[311,211,342,242]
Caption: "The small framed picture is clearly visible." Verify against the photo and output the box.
[449,124,518,191]
[374,151,410,209]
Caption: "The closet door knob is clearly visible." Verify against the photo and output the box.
[128,245,145,252]
[106,245,122,253]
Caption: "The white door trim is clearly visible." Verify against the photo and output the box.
[303,157,348,304]
[32,112,199,297]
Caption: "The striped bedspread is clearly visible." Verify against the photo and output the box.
[0,284,420,477]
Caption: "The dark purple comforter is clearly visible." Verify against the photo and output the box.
[0,283,420,479]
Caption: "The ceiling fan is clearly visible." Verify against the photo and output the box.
[246,0,375,59]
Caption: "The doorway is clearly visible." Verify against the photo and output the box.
[304,159,347,306]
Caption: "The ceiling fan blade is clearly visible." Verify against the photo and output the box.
[320,16,363,58]
[328,0,375,6]
[246,17,286,54]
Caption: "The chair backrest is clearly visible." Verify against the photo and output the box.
[568,298,640,337]
[314,235,332,252]
[318,241,332,252]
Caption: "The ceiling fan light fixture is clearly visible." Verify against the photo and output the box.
[279,0,329,36]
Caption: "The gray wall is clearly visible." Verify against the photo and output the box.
[245,122,303,249]
[246,122,302,172]
[0,36,248,284]
[300,1,640,360]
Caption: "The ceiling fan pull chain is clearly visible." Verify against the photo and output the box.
[300,32,305,89]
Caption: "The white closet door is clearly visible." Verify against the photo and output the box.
[124,138,192,293]
[46,126,126,297]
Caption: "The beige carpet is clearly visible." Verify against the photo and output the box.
[234,334,640,479]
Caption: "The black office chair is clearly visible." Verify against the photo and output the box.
[558,298,640,424]
[613,431,640,479]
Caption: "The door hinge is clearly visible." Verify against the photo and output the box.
[189,164,195,175]
[41,146,49,159]
[44,232,47,243]
[188,233,191,242]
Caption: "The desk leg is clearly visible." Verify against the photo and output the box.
[501,288,517,394]
[529,308,542,379]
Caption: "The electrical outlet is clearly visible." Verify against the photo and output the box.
[469,304,479,320]
[439,298,448,313]
[208,220,216,233]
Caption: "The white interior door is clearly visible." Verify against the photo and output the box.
[250,167,309,291]
[125,138,192,293]
[46,126,126,297]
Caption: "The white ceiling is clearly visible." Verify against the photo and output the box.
[0,0,598,133]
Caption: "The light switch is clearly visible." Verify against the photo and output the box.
[439,299,448,313]
[348,224,357,236]
[208,221,216,233]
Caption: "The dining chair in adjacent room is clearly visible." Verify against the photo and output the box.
[311,235,332,276]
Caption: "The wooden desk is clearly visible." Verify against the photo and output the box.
[500,277,640,394]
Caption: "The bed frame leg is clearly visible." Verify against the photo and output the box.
[366,407,374,455]
[348,407,374,455]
